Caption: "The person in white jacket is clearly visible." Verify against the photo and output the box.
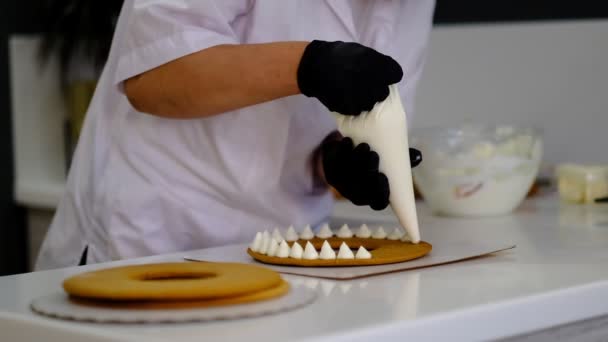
[36,0,435,270]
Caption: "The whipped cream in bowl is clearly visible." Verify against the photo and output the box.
[412,123,542,217]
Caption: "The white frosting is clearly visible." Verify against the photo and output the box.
[285,226,299,242]
[260,230,271,254]
[300,225,315,240]
[387,228,403,240]
[303,241,319,260]
[414,128,542,217]
[267,238,279,257]
[316,223,334,239]
[355,224,372,238]
[289,242,304,259]
[372,227,387,239]
[336,224,354,238]
[250,232,262,252]
[401,234,412,242]
[337,242,355,259]
[272,228,284,242]
[276,240,290,258]
[419,168,538,217]
[355,246,372,259]
[319,240,337,260]
[333,85,420,243]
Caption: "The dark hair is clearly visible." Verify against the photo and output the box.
[39,0,124,84]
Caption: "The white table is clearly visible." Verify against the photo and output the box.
[2,195,608,341]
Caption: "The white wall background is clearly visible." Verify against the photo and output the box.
[414,20,608,166]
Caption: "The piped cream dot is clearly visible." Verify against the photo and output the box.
[289,242,304,259]
[260,231,271,254]
[250,232,262,252]
[319,240,336,260]
[285,226,299,241]
[387,228,403,240]
[300,225,315,240]
[276,240,290,258]
[267,238,279,257]
[336,224,353,238]
[316,223,333,239]
[303,241,319,260]
[355,246,372,259]
[272,228,284,242]
[356,224,372,238]
[337,242,355,259]
[372,226,387,239]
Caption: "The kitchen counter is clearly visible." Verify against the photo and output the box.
[2,195,608,341]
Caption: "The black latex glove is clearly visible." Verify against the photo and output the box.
[321,136,422,211]
[297,40,403,115]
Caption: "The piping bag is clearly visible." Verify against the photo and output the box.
[332,85,420,243]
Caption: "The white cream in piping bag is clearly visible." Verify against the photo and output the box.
[332,85,420,243]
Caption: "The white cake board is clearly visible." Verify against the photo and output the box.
[184,240,515,280]
[30,287,316,324]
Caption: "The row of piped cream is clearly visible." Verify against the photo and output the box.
[250,235,371,260]
[249,224,410,261]
[259,223,410,243]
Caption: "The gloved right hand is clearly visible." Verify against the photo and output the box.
[297,40,403,115]
[320,133,423,211]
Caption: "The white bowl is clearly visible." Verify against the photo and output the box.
[411,123,543,217]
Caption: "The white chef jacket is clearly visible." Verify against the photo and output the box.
[35,0,435,270]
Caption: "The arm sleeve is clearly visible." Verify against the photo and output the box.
[114,0,252,87]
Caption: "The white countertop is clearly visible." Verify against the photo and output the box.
[2,195,608,341]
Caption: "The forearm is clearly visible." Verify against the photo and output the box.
[124,42,308,118]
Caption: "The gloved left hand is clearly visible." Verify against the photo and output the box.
[319,133,422,210]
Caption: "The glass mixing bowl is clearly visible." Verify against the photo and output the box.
[411,123,543,217]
